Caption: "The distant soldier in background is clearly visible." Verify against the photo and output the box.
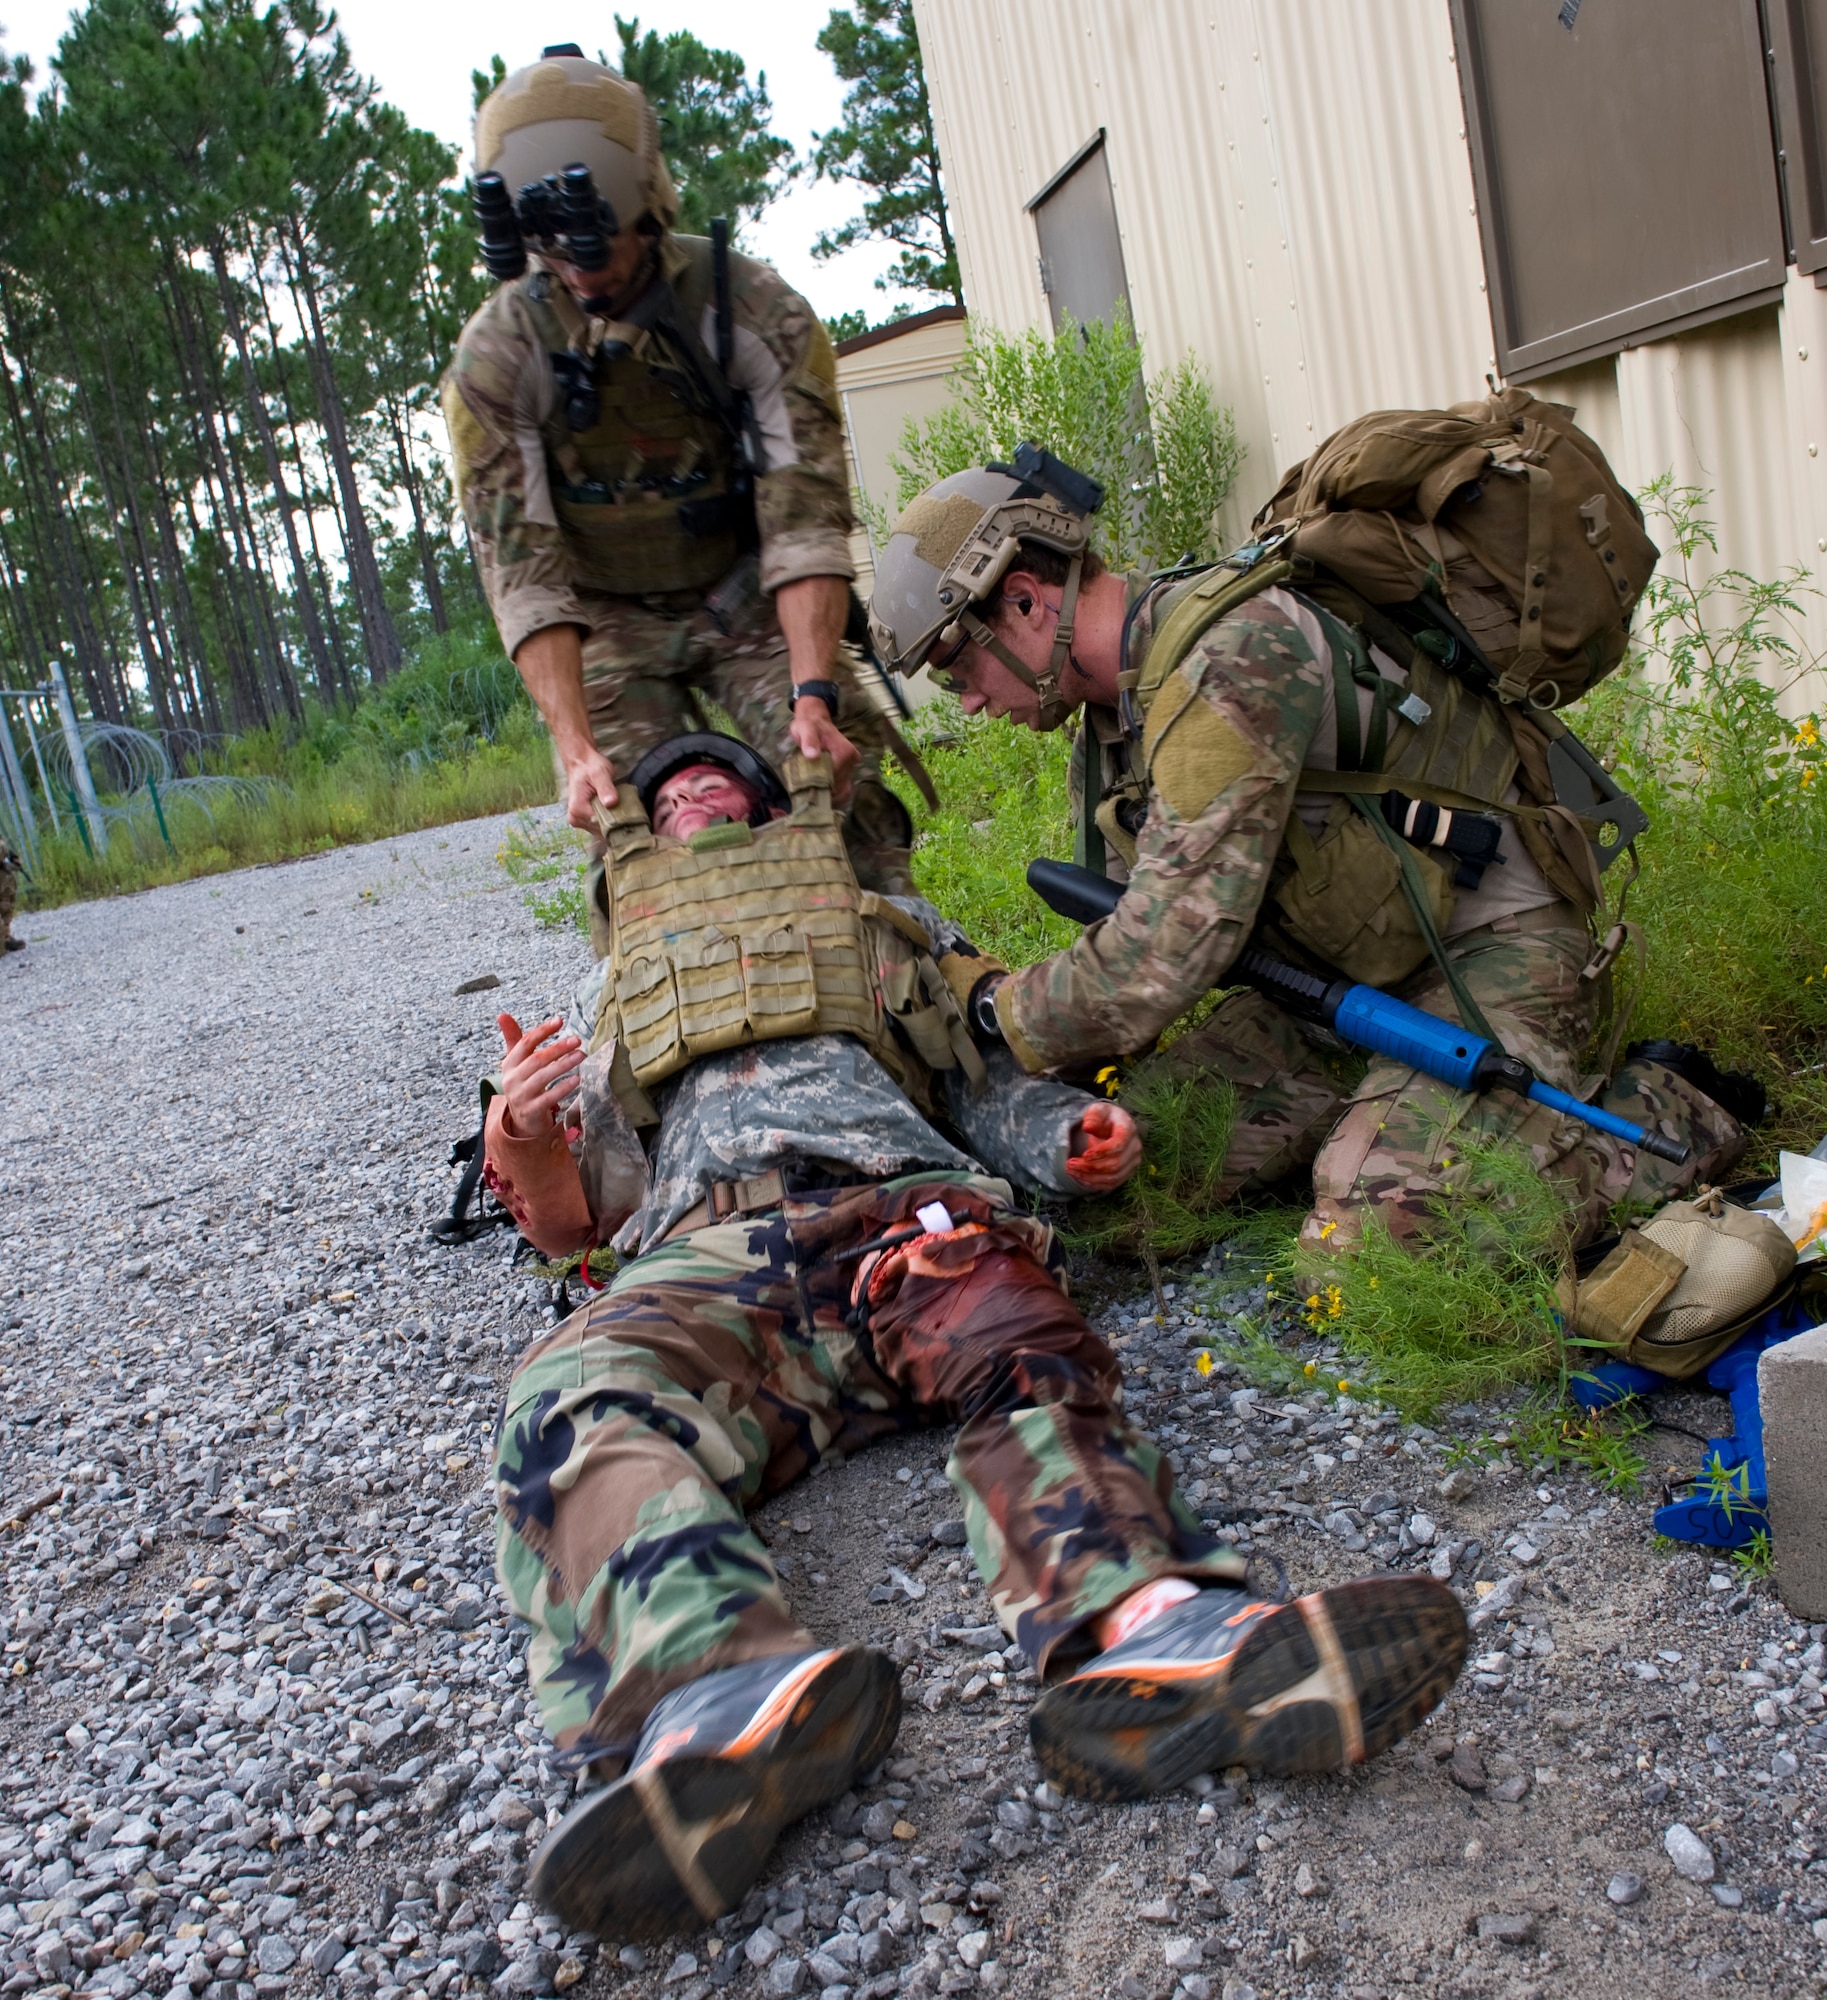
[442,43,922,896]
[0,828,23,951]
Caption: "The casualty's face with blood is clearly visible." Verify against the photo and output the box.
[651,763,767,840]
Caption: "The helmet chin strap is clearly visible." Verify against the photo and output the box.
[954,552,1084,729]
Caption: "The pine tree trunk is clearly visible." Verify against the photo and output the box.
[388,394,448,633]
[248,235,353,705]
[283,220,401,682]
[212,238,330,705]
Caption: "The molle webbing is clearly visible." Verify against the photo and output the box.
[596,755,884,1087]
[523,238,749,594]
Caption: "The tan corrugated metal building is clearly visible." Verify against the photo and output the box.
[834,305,968,597]
[912,0,1827,690]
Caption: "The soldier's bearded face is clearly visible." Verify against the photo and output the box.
[653,764,764,839]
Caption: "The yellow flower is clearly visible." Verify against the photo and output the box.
[1306,1294,1321,1310]
[1368,1275,1379,1289]
[1095,1065,1121,1099]
[1337,1378,1351,1394]
[1194,1351,1214,1377]
[1303,1361,1317,1377]
[1797,717,1820,747]
[1318,1219,1337,1240]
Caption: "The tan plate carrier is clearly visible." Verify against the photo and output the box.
[589,752,986,1124]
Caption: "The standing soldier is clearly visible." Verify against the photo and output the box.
[0,827,22,952]
[442,44,922,894]
[867,408,1761,1259]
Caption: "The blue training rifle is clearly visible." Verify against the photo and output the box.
[1024,857,1689,1167]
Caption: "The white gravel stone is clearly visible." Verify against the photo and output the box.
[1664,1823,1716,1882]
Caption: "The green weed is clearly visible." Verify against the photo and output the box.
[1569,480,1827,1172]
[498,814,591,933]
[1506,1394,1649,1494]
[1732,1527,1775,1577]
[881,308,1242,572]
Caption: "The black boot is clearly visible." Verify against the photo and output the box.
[1625,1040,1767,1128]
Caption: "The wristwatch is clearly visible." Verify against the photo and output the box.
[969,972,1006,1041]
[790,679,842,711]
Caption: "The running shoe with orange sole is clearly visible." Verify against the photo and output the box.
[529,1645,901,1939]
[1030,1576,1468,1801]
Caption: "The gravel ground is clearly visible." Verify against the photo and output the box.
[2,812,1825,2000]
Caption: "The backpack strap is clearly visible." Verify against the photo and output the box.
[1487,438,1557,703]
[1122,554,1302,719]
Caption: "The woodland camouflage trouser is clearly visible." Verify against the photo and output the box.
[573,579,915,895]
[493,1171,1245,1769]
[1136,905,1746,1257]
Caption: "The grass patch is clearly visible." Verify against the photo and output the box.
[887,697,1080,965]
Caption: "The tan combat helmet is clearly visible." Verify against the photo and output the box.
[867,452,1098,730]
[474,45,679,237]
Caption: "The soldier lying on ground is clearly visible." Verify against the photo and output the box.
[868,417,1760,1263]
[480,732,1468,1940]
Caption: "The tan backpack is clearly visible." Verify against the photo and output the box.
[1253,387,1659,708]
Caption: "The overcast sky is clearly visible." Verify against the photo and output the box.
[0,0,911,321]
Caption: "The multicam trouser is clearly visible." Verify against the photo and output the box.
[1136,905,1745,1257]
[493,1171,1245,1768]
[574,579,915,895]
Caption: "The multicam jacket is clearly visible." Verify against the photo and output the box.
[486,896,1097,1256]
[441,236,856,659]
[998,582,1563,1075]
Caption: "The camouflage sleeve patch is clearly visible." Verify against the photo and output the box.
[1001,597,1330,1072]
[937,1045,1091,1195]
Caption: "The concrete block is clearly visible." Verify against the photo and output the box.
[1759,1325,1827,1620]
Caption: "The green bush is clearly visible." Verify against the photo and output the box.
[884,307,1243,571]
[1568,480,1827,1169]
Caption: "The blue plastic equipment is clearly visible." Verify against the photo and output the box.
[1571,1290,1825,1549]
[1023,858,1689,1163]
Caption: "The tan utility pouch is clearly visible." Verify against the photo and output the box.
[1575,1189,1797,1379]
[1272,800,1456,989]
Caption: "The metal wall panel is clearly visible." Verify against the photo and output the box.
[916,0,1494,539]
[915,0,1827,693]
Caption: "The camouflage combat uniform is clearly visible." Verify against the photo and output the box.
[490,899,1244,1767]
[0,829,20,951]
[442,237,914,890]
[1000,584,1744,1255]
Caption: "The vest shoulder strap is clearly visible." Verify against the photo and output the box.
[1127,556,1301,717]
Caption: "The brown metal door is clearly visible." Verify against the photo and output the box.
[1768,0,1827,275]
[1452,0,1788,379]
[1027,132,1132,334]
